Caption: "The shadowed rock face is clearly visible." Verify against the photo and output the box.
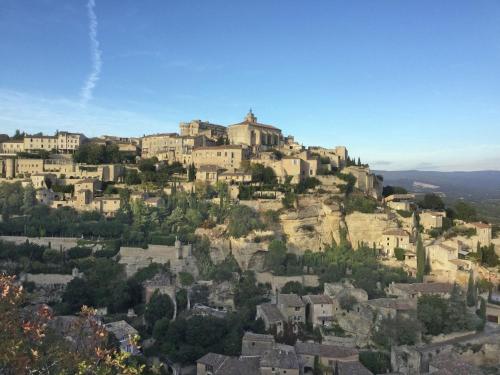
[345,212,399,249]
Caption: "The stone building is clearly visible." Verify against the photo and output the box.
[308,145,349,169]
[22,131,85,153]
[385,193,415,211]
[241,332,275,356]
[276,293,306,332]
[180,119,227,141]
[196,332,371,375]
[379,228,412,257]
[0,140,25,154]
[344,166,383,199]
[386,282,454,302]
[468,222,493,247]
[294,342,359,372]
[256,303,285,335]
[192,145,248,170]
[104,320,140,355]
[141,132,210,162]
[227,110,283,151]
[117,239,197,277]
[302,294,334,327]
[420,210,446,230]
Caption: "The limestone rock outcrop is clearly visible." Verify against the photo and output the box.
[279,197,343,253]
[345,212,399,249]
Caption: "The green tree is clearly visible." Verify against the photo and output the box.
[144,291,175,330]
[416,234,425,282]
[394,247,406,261]
[188,163,196,182]
[466,271,476,307]
[454,201,477,222]
[264,240,287,274]
[226,205,263,238]
[21,184,36,214]
[372,315,421,349]
[419,194,445,210]
[338,294,357,312]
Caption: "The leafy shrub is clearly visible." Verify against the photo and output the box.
[345,195,377,214]
[67,247,92,259]
[394,247,405,261]
[227,205,263,238]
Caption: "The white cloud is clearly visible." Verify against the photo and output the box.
[80,0,102,106]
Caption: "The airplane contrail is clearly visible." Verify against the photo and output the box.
[80,0,102,106]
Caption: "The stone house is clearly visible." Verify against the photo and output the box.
[196,353,260,375]
[420,210,446,230]
[486,293,500,324]
[117,240,197,277]
[385,193,416,211]
[180,119,227,141]
[276,294,306,332]
[227,110,283,152]
[256,303,285,335]
[294,341,359,371]
[241,332,275,356]
[302,294,334,327]
[386,282,454,302]
[363,298,415,321]
[259,345,300,375]
[104,320,140,355]
[0,139,25,155]
[379,228,412,257]
[468,222,493,247]
[192,145,248,170]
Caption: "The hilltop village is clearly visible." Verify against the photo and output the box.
[0,111,499,374]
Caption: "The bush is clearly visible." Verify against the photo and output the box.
[396,210,412,218]
[66,247,92,259]
[345,195,377,214]
[227,205,263,238]
[282,192,296,209]
[394,248,406,261]
[359,351,391,374]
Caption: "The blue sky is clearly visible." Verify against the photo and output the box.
[0,0,499,171]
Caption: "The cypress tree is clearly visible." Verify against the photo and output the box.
[466,271,476,307]
[416,234,425,282]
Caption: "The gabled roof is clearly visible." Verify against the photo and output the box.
[302,294,333,305]
[278,294,305,308]
[260,347,299,369]
[382,228,410,237]
[391,282,453,295]
[258,303,285,323]
[197,353,229,370]
[294,342,358,359]
[365,298,414,311]
[104,320,138,341]
[243,332,275,343]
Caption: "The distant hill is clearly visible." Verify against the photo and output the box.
[376,170,500,223]
[376,170,500,200]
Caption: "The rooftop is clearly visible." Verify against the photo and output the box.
[429,353,484,375]
[197,352,228,370]
[390,282,454,295]
[104,320,138,341]
[258,303,285,323]
[260,347,299,369]
[302,294,333,305]
[278,293,305,308]
[382,228,410,236]
[365,298,414,311]
[295,342,358,359]
[243,332,275,343]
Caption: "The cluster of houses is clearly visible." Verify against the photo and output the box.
[0,111,384,215]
